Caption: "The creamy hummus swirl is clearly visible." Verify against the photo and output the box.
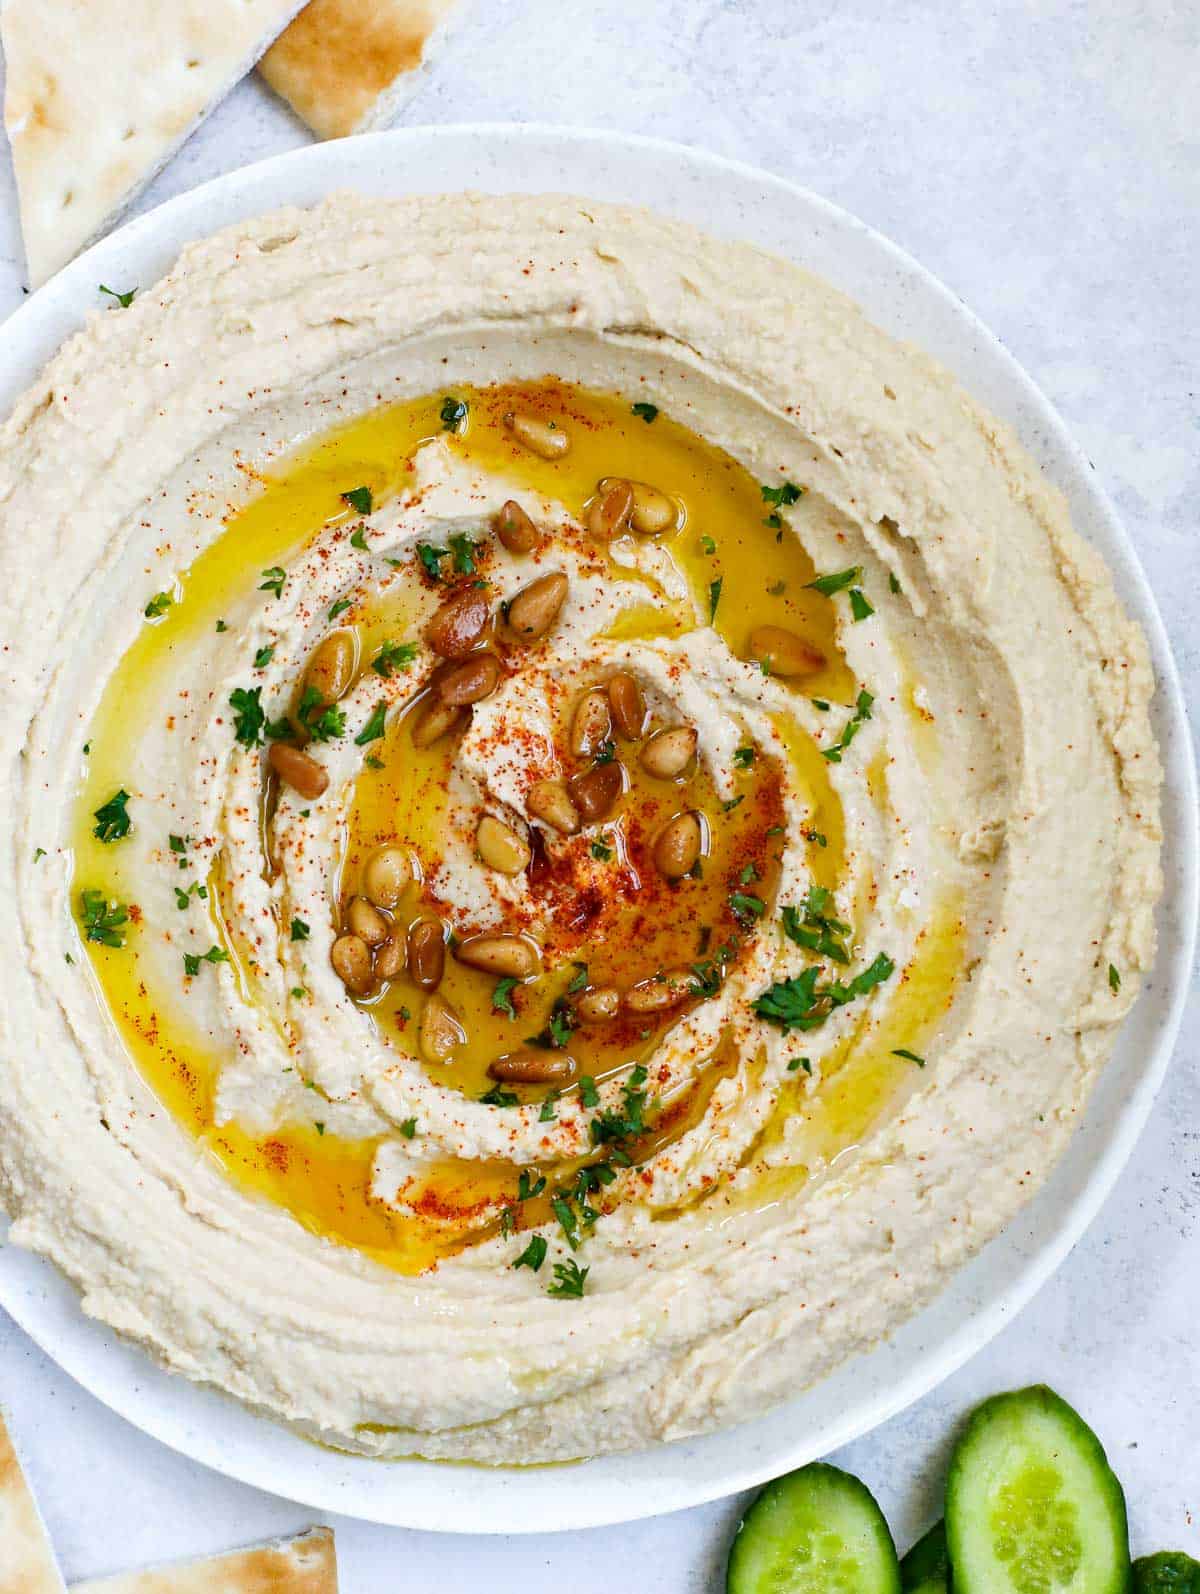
[0,194,1161,1463]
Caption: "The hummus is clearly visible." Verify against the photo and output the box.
[0,194,1162,1463]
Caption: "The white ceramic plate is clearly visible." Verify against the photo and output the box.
[0,126,1195,1533]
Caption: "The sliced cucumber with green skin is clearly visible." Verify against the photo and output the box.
[727,1462,901,1593]
[901,1520,950,1592]
[946,1385,1132,1593]
[1133,1553,1200,1592]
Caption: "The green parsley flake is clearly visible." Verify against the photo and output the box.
[787,1056,813,1073]
[1108,963,1121,993]
[144,591,172,619]
[891,1048,926,1067]
[253,644,274,669]
[806,565,861,597]
[371,639,418,677]
[492,976,519,1019]
[709,576,723,621]
[590,836,614,862]
[449,532,479,574]
[631,401,659,423]
[258,566,286,599]
[440,396,468,432]
[354,701,388,746]
[92,788,132,843]
[342,486,372,515]
[79,888,128,948]
[822,689,874,764]
[547,1258,589,1298]
[579,1075,601,1108]
[417,543,448,581]
[350,526,369,551]
[291,918,310,942]
[513,1234,548,1272]
[183,945,229,977]
[399,1118,418,1139]
[729,891,765,925]
[567,961,589,993]
[99,284,137,308]
[753,952,895,1033]
[481,1083,520,1107]
[328,596,353,621]
[761,481,803,508]
[889,571,902,594]
[732,745,755,769]
[849,587,875,622]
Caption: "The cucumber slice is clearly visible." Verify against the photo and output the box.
[901,1520,949,1592]
[946,1385,1131,1593]
[1133,1554,1200,1592]
[727,1461,901,1593]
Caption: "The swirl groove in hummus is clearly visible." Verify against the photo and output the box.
[0,195,1161,1462]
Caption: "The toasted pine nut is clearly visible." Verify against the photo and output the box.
[526,779,580,835]
[576,986,621,1023]
[569,760,624,823]
[608,671,646,740]
[494,499,543,554]
[747,625,825,678]
[304,630,356,705]
[506,572,569,640]
[425,587,489,659]
[640,724,698,779]
[504,410,570,459]
[331,933,373,996]
[373,935,406,982]
[437,651,501,706]
[571,689,612,759]
[411,696,468,748]
[586,478,634,541]
[653,810,703,880]
[363,845,413,908]
[599,477,678,536]
[268,741,329,799]
[407,917,445,989]
[476,815,531,875]
[624,968,694,1014]
[346,895,389,947]
[487,1049,578,1085]
[455,933,541,978]
[419,993,465,1063]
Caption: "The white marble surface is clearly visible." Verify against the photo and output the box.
[1,1,1197,1586]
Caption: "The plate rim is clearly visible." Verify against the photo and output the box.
[0,121,1195,1533]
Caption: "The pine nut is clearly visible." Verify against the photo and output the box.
[425,587,489,659]
[476,815,531,875]
[407,917,445,989]
[437,651,501,706]
[506,572,569,640]
[268,741,329,799]
[494,499,543,554]
[599,477,678,536]
[363,845,413,908]
[653,810,703,879]
[747,625,825,678]
[331,933,373,996]
[455,934,541,978]
[419,993,465,1064]
[569,760,624,823]
[576,986,620,1023]
[345,895,389,947]
[640,724,698,779]
[608,672,647,740]
[571,689,612,759]
[504,411,570,459]
[624,968,694,1014]
[586,478,634,541]
[304,630,356,705]
[526,779,580,835]
[373,935,406,982]
[411,696,468,748]
[487,1049,578,1085]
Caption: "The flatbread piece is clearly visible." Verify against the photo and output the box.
[0,1408,68,1594]
[69,1526,337,1594]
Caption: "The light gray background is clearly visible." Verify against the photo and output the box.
[1,1,1196,1587]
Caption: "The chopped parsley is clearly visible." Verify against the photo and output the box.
[806,565,861,597]
[729,890,765,925]
[399,1118,418,1138]
[849,587,875,622]
[258,566,286,599]
[891,1048,926,1067]
[79,888,128,948]
[709,576,723,621]
[722,794,745,813]
[290,918,310,942]
[315,1122,326,1136]
[417,543,448,581]
[551,1195,581,1249]
[253,644,274,669]
[527,997,576,1050]
[33,847,46,862]
[578,1075,601,1109]
[1108,963,1121,993]
[144,590,172,618]
[449,532,479,574]
[593,739,617,765]
[547,1258,589,1298]
[354,700,388,746]
[92,789,132,843]
[631,401,659,423]
[787,1056,813,1073]
[481,1083,520,1107]
[328,596,353,621]
[567,961,589,993]
[341,486,372,515]
[513,1234,548,1272]
[781,887,851,964]
[99,284,137,308]
[371,639,418,677]
[590,836,614,862]
[753,952,895,1033]
[350,526,369,551]
[732,745,755,769]
[811,698,831,712]
[229,686,266,745]
[492,976,519,1019]
[297,685,345,742]
[761,481,803,508]
[183,944,229,976]
[889,571,902,594]
[517,1170,547,1201]
[440,396,469,432]
[539,1092,559,1123]
[174,881,206,910]
[767,580,786,596]
[215,619,228,633]
[822,689,874,763]
[699,534,717,555]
